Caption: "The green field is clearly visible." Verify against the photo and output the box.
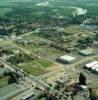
[37,59,53,68]
[0,76,9,88]
[63,26,83,35]
[17,42,39,52]
[19,62,46,76]
[18,59,53,76]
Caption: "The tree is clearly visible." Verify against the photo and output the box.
[8,72,18,84]
[79,73,86,85]
[89,88,94,100]
[0,64,4,68]
[85,37,94,46]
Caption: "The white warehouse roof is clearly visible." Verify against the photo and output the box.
[92,64,98,70]
[59,55,76,62]
[95,68,98,72]
[85,61,98,69]
[79,49,95,56]
[85,61,98,73]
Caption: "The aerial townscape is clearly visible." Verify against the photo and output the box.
[0,0,98,100]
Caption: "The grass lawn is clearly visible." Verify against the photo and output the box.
[37,59,53,68]
[63,26,83,35]
[0,76,9,88]
[18,43,40,51]
[14,39,40,52]
[19,62,46,76]
[23,34,35,40]
[18,59,53,76]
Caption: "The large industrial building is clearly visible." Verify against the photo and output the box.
[57,55,76,64]
[84,61,98,73]
[79,49,95,56]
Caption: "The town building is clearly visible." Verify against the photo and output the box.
[57,55,76,64]
[79,49,95,56]
[84,61,98,73]
[84,61,98,69]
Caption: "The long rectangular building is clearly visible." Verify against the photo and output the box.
[84,61,98,73]
[79,49,95,56]
[57,55,76,64]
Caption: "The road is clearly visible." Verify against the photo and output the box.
[0,30,55,88]
[1,28,98,99]
[11,87,40,100]
[64,55,98,72]
[0,57,49,100]
[0,57,49,88]
[62,54,98,88]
